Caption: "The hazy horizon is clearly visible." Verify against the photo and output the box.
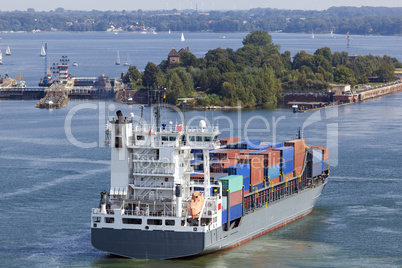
[1,0,401,12]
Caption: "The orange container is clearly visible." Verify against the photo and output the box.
[239,149,257,155]
[211,159,238,173]
[269,177,281,185]
[244,189,250,195]
[283,172,294,180]
[219,137,240,146]
[215,149,240,160]
[284,139,306,155]
[294,152,305,167]
[238,155,264,171]
[229,190,243,206]
[250,168,264,185]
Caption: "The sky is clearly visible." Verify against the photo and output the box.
[0,0,400,12]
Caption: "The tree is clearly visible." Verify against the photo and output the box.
[142,62,160,88]
[333,66,356,86]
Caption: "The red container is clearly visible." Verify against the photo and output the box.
[219,137,240,146]
[244,189,250,195]
[229,190,243,206]
[283,172,294,180]
[238,155,264,171]
[250,168,264,185]
[211,159,238,173]
[295,165,303,176]
[284,139,306,155]
[294,152,305,167]
[270,177,280,185]
[214,149,240,160]
[240,149,257,155]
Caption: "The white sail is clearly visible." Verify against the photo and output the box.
[40,42,46,57]
[330,30,335,38]
[168,29,171,34]
[181,32,185,42]
[311,33,315,39]
[6,45,11,56]
[115,50,120,65]
[0,50,2,65]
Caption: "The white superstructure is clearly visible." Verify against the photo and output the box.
[92,108,224,234]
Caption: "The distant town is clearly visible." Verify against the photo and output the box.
[0,6,401,35]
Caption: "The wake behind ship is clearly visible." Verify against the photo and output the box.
[91,98,329,259]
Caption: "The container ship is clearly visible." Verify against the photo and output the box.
[91,94,329,259]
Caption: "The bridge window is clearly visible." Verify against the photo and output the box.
[162,136,169,141]
[165,220,175,226]
[147,219,162,225]
[123,218,142,225]
[196,136,203,142]
[136,135,145,140]
[105,217,114,223]
[92,217,101,223]
[169,136,176,141]
[204,136,212,142]
[190,136,195,141]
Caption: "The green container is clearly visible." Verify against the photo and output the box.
[218,175,243,193]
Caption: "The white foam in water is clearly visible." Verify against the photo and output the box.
[0,168,109,199]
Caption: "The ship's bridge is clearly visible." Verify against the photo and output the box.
[129,121,220,149]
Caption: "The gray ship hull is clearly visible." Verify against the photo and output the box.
[91,183,326,259]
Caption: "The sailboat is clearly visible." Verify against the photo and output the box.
[330,30,335,38]
[122,53,131,66]
[40,42,46,57]
[115,50,120,65]
[311,32,315,39]
[168,29,171,34]
[181,32,185,42]
[0,50,2,65]
[6,45,11,56]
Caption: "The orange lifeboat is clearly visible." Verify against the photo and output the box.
[189,191,205,219]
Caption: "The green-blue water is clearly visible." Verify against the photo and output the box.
[0,93,401,267]
[0,32,401,267]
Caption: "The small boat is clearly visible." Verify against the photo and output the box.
[330,30,335,38]
[5,46,11,56]
[152,30,157,35]
[189,191,205,219]
[115,50,120,65]
[168,29,171,34]
[122,54,131,66]
[181,32,185,42]
[141,30,147,34]
[40,42,46,57]
[72,62,78,66]
[311,32,315,39]
[0,50,2,65]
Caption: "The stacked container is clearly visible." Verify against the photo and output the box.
[311,146,329,171]
[219,175,243,224]
[284,139,306,176]
[312,148,323,177]
[274,146,295,180]
[219,137,240,146]
[238,154,264,190]
[225,163,251,194]
[249,149,281,185]
[211,158,238,173]
[213,149,240,160]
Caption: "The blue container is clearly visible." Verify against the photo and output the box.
[269,142,284,148]
[251,182,264,191]
[312,162,323,177]
[265,164,280,179]
[222,203,243,223]
[313,149,322,164]
[274,146,294,162]
[281,160,294,174]
[322,160,329,171]
[245,140,260,149]
[248,149,268,155]
[225,163,251,177]
[243,176,250,191]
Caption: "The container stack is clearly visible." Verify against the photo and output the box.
[219,137,239,146]
[219,175,243,224]
[274,146,295,180]
[312,148,323,177]
[213,149,240,160]
[225,163,251,194]
[238,154,264,191]
[249,149,281,185]
[311,146,329,171]
[211,158,238,173]
[284,139,306,176]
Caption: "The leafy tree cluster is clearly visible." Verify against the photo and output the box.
[0,6,401,35]
[124,30,400,107]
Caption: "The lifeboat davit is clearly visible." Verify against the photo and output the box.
[189,191,205,219]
